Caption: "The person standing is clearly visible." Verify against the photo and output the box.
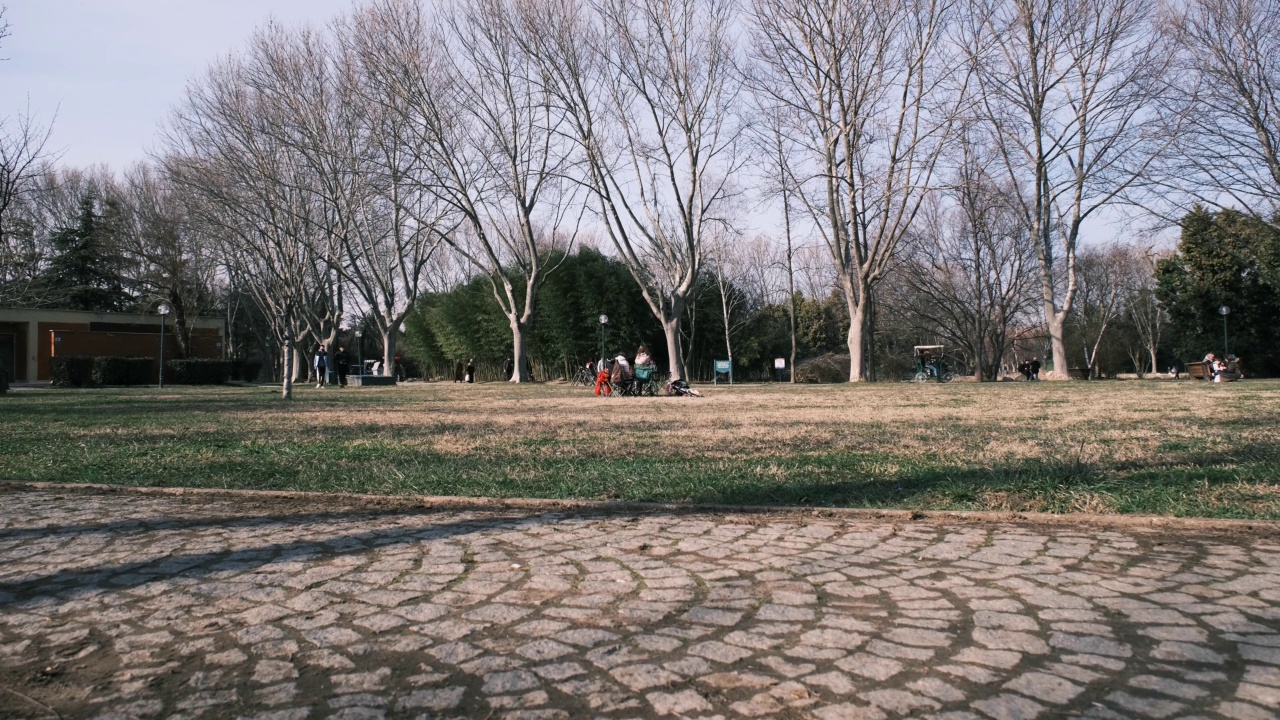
[465,358,476,383]
[334,346,350,388]
[503,357,514,381]
[313,345,328,389]
[1029,358,1041,381]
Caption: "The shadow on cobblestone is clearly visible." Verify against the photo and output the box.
[2,488,1279,720]
[0,512,553,604]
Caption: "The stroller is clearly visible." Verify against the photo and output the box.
[665,378,702,397]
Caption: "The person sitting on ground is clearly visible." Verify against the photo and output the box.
[635,345,652,367]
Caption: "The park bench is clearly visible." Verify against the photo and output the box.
[1187,360,1243,382]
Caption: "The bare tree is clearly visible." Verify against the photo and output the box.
[165,49,339,399]
[1070,244,1129,375]
[752,107,803,381]
[897,143,1040,379]
[367,0,576,382]
[963,0,1168,378]
[1151,0,1280,226]
[706,228,765,377]
[1126,248,1166,375]
[748,0,964,381]
[528,0,744,381]
[116,163,222,358]
[239,16,449,378]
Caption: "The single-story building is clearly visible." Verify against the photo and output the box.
[0,307,225,383]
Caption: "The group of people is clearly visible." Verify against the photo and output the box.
[310,345,352,388]
[594,345,653,396]
[1019,358,1041,382]
[1202,352,1239,382]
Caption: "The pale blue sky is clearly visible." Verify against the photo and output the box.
[3,0,352,170]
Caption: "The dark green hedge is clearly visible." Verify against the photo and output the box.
[52,356,155,387]
[92,357,154,386]
[166,359,231,385]
[50,356,97,387]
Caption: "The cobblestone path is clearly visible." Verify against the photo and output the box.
[1,487,1279,719]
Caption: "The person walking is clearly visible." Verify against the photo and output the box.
[313,345,328,389]
[334,346,350,388]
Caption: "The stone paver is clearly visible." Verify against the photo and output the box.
[1,487,1279,719]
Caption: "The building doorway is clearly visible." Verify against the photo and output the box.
[0,334,14,383]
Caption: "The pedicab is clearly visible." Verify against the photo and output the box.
[913,345,954,383]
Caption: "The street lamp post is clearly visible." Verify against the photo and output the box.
[355,330,363,381]
[598,314,609,363]
[1219,305,1231,356]
[158,303,170,388]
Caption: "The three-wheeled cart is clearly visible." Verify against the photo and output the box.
[913,345,954,383]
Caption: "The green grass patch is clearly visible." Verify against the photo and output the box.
[1,381,1278,519]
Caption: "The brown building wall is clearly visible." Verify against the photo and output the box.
[44,328,224,381]
[39,322,90,382]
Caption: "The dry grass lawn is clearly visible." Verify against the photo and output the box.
[2,379,1277,518]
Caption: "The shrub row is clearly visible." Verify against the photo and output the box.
[165,359,231,385]
[51,356,240,387]
[51,356,149,387]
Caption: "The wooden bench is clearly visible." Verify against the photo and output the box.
[1187,361,1242,381]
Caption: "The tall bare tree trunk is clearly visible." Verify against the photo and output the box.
[381,328,398,378]
[1046,305,1069,380]
[844,278,868,383]
[509,318,532,382]
[664,315,686,383]
[281,337,294,400]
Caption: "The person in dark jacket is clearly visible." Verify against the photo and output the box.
[465,358,476,383]
[1029,358,1041,381]
[334,346,350,387]
[313,345,328,389]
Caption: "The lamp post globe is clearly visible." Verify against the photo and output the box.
[354,330,363,378]
[597,315,608,362]
[157,304,171,389]
[1219,306,1231,355]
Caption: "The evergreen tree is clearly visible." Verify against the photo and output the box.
[42,196,133,312]
[1156,208,1280,375]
